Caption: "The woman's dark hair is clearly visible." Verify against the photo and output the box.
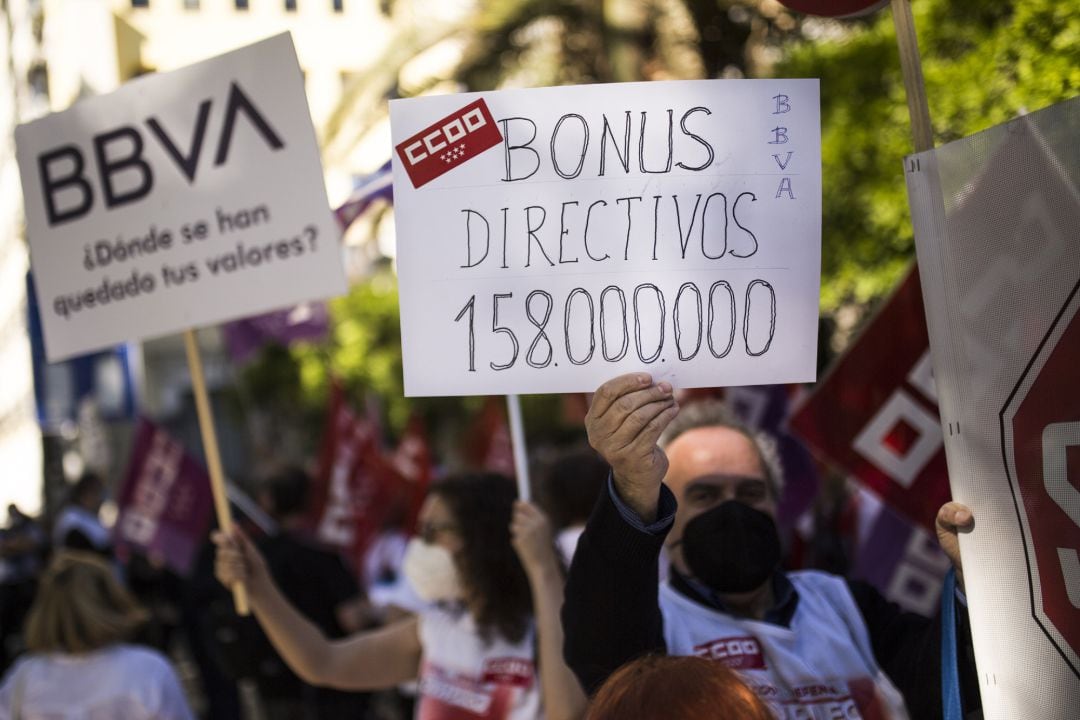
[429,473,532,645]
[587,655,773,720]
[538,447,607,529]
[68,471,104,506]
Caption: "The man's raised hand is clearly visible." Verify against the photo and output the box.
[585,373,678,523]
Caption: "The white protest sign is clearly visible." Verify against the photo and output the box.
[906,96,1080,718]
[16,33,346,362]
[390,80,820,397]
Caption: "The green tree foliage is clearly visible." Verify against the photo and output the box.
[777,0,1079,314]
[453,0,801,89]
[240,265,490,443]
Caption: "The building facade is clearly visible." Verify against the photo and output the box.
[0,0,49,522]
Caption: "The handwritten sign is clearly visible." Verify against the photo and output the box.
[390,80,821,396]
[15,33,346,362]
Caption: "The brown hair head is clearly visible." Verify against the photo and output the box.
[25,551,148,654]
[428,473,533,645]
[587,655,773,720]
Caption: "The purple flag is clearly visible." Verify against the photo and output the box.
[114,418,214,576]
[335,159,393,228]
[221,160,393,364]
[724,385,821,528]
[222,301,330,364]
[850,490,950,617]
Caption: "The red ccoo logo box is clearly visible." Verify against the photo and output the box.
[694,636,767,670]
[395,98,502,189]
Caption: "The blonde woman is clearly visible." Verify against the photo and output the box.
[0,551,193,720]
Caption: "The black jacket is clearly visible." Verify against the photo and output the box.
[562,484,982,719]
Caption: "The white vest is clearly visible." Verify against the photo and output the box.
[659,570,910,720]
[417,604,542,720]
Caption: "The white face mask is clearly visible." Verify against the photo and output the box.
[403,537,464,603]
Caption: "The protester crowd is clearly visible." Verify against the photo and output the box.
[0,376,980,720]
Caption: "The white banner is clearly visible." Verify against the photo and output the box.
[390,80,821,396]
[16,33,346,362]
[906,95,1080,718]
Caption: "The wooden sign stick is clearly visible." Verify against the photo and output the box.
[183,329,250,615]
[890,0,934,153]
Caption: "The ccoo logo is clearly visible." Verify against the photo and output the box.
[395,98,502,189]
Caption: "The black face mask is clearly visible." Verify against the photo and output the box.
[679,501,781,594]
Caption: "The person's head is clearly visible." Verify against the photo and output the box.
[258,466,311,523]
[25,551,148,655]
[403,473,532,643]
[69,472,105,513]
[586,655,773,720]
[539,447,608,530]
[659,400,784,592]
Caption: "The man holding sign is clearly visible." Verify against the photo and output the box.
[563,374,980,718]
[388,78,978,716]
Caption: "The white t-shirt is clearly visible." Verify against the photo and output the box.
[555,527,584,567]
[0,645,193,720]
[416,604,542,720]
[659,570,909,720]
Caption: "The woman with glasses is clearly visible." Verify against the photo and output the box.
[215,472,586,720]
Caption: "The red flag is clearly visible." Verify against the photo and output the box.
[789,268,949,531]
[344,449,400,566]
[561,393,590,426]
[466,397,515,477]
[313,382,371,539]
[311,383,396,566]
[391,415,434,533]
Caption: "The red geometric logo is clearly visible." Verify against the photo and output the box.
[394,98,502,189]
[1001,277,1080,678]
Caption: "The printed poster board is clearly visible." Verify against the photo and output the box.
[906,96,1080,718]
[16,33,347,362]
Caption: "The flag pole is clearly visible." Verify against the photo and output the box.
[183,329,250,615]
[506,394,531,502]
[890,0,934,153]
